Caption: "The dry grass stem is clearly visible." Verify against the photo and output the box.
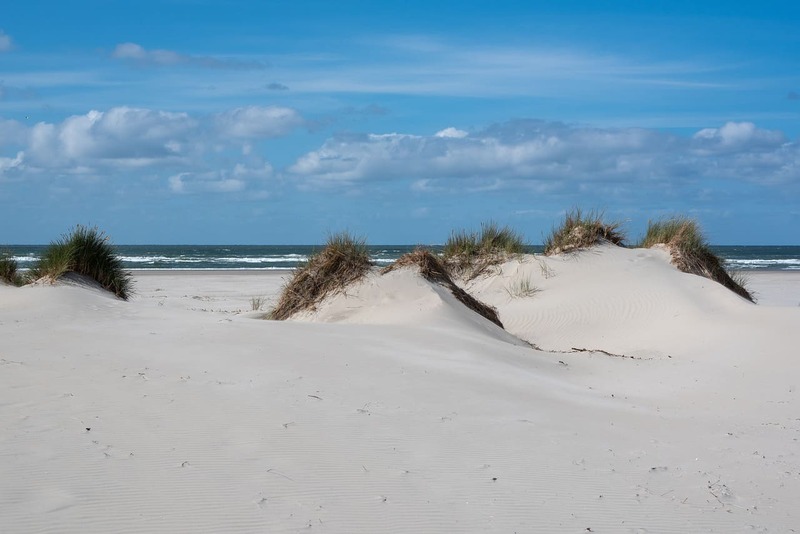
[250,296,266,311]
[268,232,372,320]
[28,226,133,299]
[544,208,625,255]
[443,221,526,279]
[639,216,754,302]
[1,253,25,286]
[505,277,540,299]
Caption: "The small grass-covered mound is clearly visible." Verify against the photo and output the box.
[29,226,133,300]
[544,209,625,255]
[443,222,526,279]
[639,217,754,302]
[0,253,24,286]
[383,248,504,329]
[269,232,372,320]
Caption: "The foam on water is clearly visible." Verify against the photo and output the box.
[724,258,800,269]
[4,244,799,271]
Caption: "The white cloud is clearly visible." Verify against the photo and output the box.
[112,42,266,70]
[693,121,785,148]
[0,105,296,194]
[26,107,198,167]
[289,132,443,184]
[288,120,799,190]
[114,42,170,62]
[11,105,302,173]
[435,127,468,138]
[0,30,12,52]
[0,151,24,179]
[169,173,245,194]
[4,108,796,200]
[214,106,304,138]
[168,161,272,194]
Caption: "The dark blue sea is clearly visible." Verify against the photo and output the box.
[3,245,799,271]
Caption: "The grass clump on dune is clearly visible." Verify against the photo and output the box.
[639,216,754,302]
[544,208,625,256]
[29,226,133,300]
[269,232,372,320]
[443,221,526,279]
[383,248,505,328]
[1,253,25,286]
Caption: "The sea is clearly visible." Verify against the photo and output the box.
[3,245,800,272]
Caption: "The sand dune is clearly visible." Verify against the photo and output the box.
[2,250,799,532]
[290,265,526,347]
[467,245,774,355]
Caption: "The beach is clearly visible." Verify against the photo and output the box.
[2,246,800,532]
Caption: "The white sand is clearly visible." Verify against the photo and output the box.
[2,247,799,532]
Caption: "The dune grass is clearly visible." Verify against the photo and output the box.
[29,226,133,300]
[268,231,372,320]
[0,253,24,286]
[443,221,526,279]
[638,216,754,302]
[543,209,625,255]
[637,216,700,250]
[250,296,267,311]
[383,248,504,328]
[505,277,540,299]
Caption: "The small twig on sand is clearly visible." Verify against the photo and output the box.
[570,347,646,359]
[266,468,294,481]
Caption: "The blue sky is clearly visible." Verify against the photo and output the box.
[1,1,799,244]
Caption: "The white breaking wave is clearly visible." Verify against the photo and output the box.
[117,255,309,264]
[725,259,800,269]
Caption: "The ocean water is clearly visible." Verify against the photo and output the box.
[3,244,800,271]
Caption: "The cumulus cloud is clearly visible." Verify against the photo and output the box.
[214,106,304,138]
[0,151,24,180]
[112,42,266,70]
[26,107,198,167]
[693,121,784,149]
[11,105,302,170]
[4,108,796,200]
[0,30,12,52]
[168,162,273,194]
[0,105,299,192]
[288,120,799,190]
[435,127,468,138]
[168,173,244,194]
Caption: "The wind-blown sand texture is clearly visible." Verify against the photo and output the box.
[2,246,800,533]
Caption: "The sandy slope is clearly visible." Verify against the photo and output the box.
[1,250,799,533]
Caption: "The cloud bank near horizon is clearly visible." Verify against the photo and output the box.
[288,120,798,191]
[2,108,797,207]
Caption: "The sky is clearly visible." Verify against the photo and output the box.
[1,1,799,245]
